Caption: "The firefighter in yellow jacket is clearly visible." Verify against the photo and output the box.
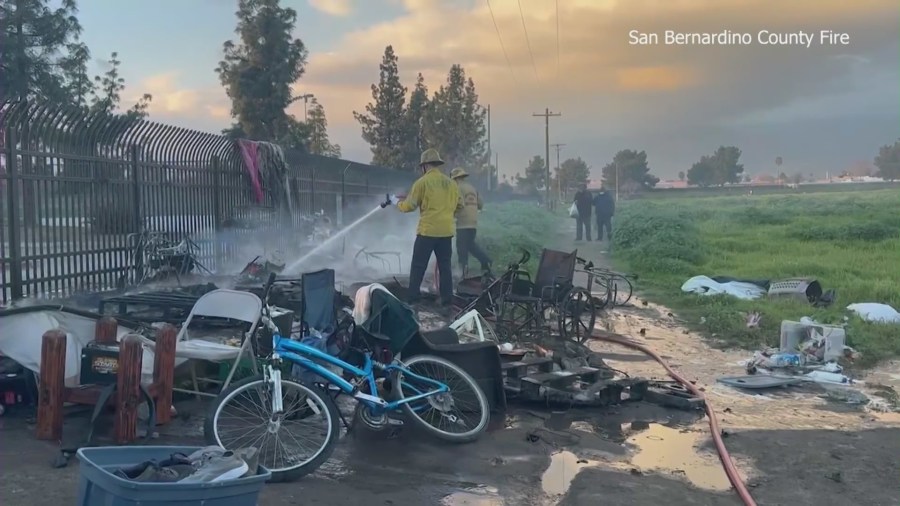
[450,167,492,278]
[395,148,461,309]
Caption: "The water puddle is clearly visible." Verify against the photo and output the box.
[540,451,599,496]
[626,424,731,491]
[441,485,503,505]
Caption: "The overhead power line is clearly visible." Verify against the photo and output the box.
[517,0,539,79]
[485,0,516,80]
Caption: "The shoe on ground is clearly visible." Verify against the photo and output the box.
[178,451,249,483]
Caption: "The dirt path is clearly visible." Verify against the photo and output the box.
[553,219,900,506]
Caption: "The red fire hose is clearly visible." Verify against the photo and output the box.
[591,331,758,506]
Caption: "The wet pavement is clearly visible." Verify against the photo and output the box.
[0,390,711,506]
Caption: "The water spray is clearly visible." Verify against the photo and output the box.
[286,197,397,273]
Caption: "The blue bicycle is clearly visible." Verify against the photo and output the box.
[204,275,490,482]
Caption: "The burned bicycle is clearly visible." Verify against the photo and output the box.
[120,231,211,288]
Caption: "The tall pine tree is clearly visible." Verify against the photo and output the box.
[422,65,487,170]
[353,45,407,169]
[398,73,428,171]
[91,52,152,119]
[217,0,308,147]
[59,41,93,108]
[306,98,341,157]
[0,0,82,102]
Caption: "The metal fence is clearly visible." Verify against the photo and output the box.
[0,100,416,303]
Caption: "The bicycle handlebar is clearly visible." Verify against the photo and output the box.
[260,272,281,335]
[263,272,278,303]
[576,256,595,270]
[507,249,530,270]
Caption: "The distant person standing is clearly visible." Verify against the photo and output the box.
[395,148,461,311]
[593,184,615,243]
[573,184,593,241]
[450,167,492,278]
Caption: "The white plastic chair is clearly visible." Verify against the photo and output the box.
[450,309,499,344]
[170,289,263,398]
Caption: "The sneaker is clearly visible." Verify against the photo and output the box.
[133,464,193,483]
[186,445,226,463]
[178,451,249,483]
[234,447,260,477]
[114,461,154,480]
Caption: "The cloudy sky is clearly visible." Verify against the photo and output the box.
[78,0,899,180]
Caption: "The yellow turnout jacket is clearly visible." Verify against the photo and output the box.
[397,168,462,237]
[454,179,482,229]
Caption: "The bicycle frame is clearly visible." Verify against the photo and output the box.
[267,331,449,416]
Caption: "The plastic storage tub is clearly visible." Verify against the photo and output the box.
[76,446,270,506]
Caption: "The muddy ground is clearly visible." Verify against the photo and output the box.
[2,224,900,505]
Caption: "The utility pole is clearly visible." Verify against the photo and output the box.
[533,108,561,207]
[551,143,565,201]
[296,93,313,122]
[486,104,492,191]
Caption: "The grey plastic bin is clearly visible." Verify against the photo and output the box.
[76,446,270,506]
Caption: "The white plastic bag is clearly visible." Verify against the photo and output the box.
[568,203,578,218]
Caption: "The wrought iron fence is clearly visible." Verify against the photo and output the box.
[0,100,416,303]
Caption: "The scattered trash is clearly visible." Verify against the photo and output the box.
[821,388,869,405]
[805,370,857,385]
[745,312,761,328]
[681,276,766,300]
[846,303,900,324]
[767,278,834,307]
[717,375,803,390]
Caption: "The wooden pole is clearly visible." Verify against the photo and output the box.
[114,335,143,443]
[36,329,67,440]
[94,316,118,345]
[153,324,177,424]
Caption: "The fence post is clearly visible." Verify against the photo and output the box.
[130,146,142,231]
[309,166,317,214]
[211,155,223,269]
[5,128,23,301]
[129,145,144,282]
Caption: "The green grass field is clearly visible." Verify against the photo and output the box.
[477,201,555,275]
[610,189,900,366]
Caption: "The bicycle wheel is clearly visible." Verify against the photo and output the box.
[204,374,340,483]
[393,355,490,443]
[559,288,599,344]
[589,278,613,310]
[612,275,634,306]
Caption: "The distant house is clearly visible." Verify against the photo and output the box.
[655,180,688,189]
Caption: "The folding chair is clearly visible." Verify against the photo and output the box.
[293,269,352,387]
[300,268,337,335]
[168,289,263,398]
[497,248,578,339]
